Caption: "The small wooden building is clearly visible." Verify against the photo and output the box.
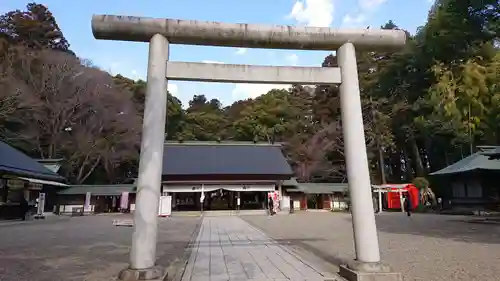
[0,141,67,219]
[430,148,500,210]
[57,184,136,215]
[283,178,348,211]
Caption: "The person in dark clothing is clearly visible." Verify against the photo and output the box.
[268,197,274,216]
[403,192,412,217]
[20,197,29,221]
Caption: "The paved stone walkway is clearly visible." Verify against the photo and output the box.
[181,216,334,281]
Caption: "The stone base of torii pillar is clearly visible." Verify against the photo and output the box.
[339,261,402,281]
[118,266,165,281]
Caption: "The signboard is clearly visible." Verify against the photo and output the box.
[220,185,275,192]
[7,179,25,190]
[29,182,43,190]
[158,196,172,217]
[163,185,220,193]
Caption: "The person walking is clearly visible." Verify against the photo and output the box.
[20,196,29,221]
[403,192,413,217]
[268,197,274,216]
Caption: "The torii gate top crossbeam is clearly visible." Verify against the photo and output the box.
[91,15,406,51]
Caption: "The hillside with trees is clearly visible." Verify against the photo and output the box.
[0,1,498,185]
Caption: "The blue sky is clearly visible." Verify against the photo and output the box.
[3,0,434,107]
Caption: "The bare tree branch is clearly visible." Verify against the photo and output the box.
[1,47,142,183]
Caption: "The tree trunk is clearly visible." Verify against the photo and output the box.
[402,148,413,181]
[378,146,386,184]
[389,150,403,182]
[410,138,426,177]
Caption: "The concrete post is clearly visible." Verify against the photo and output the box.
[378,189,383,213]
[237,191,241,211]
[278,183,283,211]
[120,34,169,280]
[399,189,405,212]
[337,42,381,264]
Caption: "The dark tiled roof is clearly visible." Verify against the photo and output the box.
[0,141,65,182]
[481,147,500,159]
[429,151,500,176]
[58,184,136,196]
[282,177,299,187]
[162,142,293,177]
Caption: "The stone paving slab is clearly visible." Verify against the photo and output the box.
[181,216,336,281]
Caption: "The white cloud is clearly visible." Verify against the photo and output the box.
[232,84,290,100]
[167,83,178,95]
[342,0,387,27]
[107,61,122,76]
[235,48,247,55]
[288,0,334,27]
[129,70,144,81]
[358,0,387,10]
[285,53,299,66]
[105,61,146,81]
[201,60,224,64]
[342,14,366,27]
[167,83,194,108]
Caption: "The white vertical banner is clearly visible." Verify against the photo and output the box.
[84,192,91,211]
[120,191,130,209]
[37,193,46,215]
[200,184,205,203]
[200,184,205,212]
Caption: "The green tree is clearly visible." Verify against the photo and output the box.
[0,2,70,51]
[176,95,227,141]
[112,75,184,140]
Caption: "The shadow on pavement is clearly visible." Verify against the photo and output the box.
[242,213,500,281]
[0,215,202,281]
[275,238,349,267]
[367,213,500,244]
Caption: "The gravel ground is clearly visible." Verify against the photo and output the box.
[242,212,500,281]
[0,214,201,281]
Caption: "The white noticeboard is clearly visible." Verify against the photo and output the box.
[158,196,172,217]
[281,195,290,209]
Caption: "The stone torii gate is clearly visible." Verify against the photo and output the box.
[91,15,406,281]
